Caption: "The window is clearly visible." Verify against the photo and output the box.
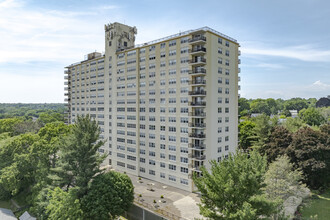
[180,147,188,153]
[225,69,230,75]
[160,172,165,178]
[218,97,222,103]
[218,67,222,74]
[225,145,229,151]
[149,170,155,175]
[169,175,176,182]
[218,137,222,143]
[218,107,222,113]
[180,157,188,163]
[149,160,155,165]
[160,162,165,168]
[169,40,176,47]
[218,87,222,94]
[180,178,188,185]
[225,41,230,47]
[225,60,230,66]
[218,48,222,54]
[169,50,176,56]
[169,164,176,170]
[218,147,222,152]
[225,107,229,113]
[225,50,230,56]
[225,88,230,94]
[181,167,188,173]
[218,58,222,64]
[160,43,166,48]
[218,77,222,84]
[218,38,223,44]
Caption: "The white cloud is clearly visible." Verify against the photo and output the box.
[241,43,330,62]
[308,80,330,91]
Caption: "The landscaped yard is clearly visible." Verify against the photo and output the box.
[300,189,330,219]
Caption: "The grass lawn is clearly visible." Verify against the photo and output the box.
[300,189,330,219]
[0,200,11,209]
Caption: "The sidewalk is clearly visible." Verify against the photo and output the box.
[127,173,203,220]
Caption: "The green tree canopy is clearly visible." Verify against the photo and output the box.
[261,126,292,162]
[287,127,330,189]
[238,120,257,150]
[193,151,276,219]
[46,187,83,220]
[51,115,106,198]
[299,108,326,126]
[81,171,134,219]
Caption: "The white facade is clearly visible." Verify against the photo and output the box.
[65,22,240,191]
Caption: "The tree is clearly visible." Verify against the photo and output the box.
[261,126,292,162]
[0,117,24,134]
[263,155,308,218]
[287,127,330,189]
[299,108,325,126]
[46,187,83,220]
[81,171,134,219]
[250,99,271,115]
[239,98,250,117]
[38,112,64,125]
[284,98,309,112]
[238,120,257,150]
[282,117,305,133]
[193,151,276,219]
[51,115,106,198]
[251,114,273,150]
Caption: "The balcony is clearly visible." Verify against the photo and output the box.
[189,80,206,85]
[189,58,206,65]
[64,70,69,74]
[188,112,206,117]
[64,93,69,96]
[188,90,206,96]
[192,155,206,160]
[188,143,206,150]
[189,47,206,55]
[238,59,241,64]
[192,166,202,172]
[189,133,206,138]
[189,68,206,76]
[64,75,69,80]
[64,98,70,102]
[64,87,70,91]
[189,101,206,107]
[188,123,206,128]
[188,36,206,44]
[238,76,241,82]
[238,68,241,73]
[64,81,69,85]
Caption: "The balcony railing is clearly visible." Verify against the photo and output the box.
[64,87,70,91]
[188,112,206,117]
[188,90,206,96]
[188,123,206,128]
[189,133,206,138]
[64,93,69,96]
[189,68,206,75]
[188,36,206,43]
[188,143,206,150]
[189,101,206,106]
[189,58,206,64]
[189,80,206,85]
[189,47,206,53]
[192,155,206,160]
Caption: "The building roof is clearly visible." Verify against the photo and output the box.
[0,208,16,220]
[19,211,36,220]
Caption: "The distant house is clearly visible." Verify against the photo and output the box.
[289,110,298,118]
[316,97,330,108]
[0,208,16,220]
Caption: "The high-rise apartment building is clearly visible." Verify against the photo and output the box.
[65,22,240,191]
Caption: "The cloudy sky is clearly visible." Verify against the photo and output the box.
[0,0,329,103]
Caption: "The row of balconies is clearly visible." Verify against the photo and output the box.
[188,143,206,150]
[188,133,206,138]
[188,79,206,85]
[188,36,206,43]
[188,112,206,117]
[188,90,206,96]
[189,57,206,64]
[188,123,206,128]
[189,101,206,106]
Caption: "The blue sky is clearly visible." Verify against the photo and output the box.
[0,0,329,103]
